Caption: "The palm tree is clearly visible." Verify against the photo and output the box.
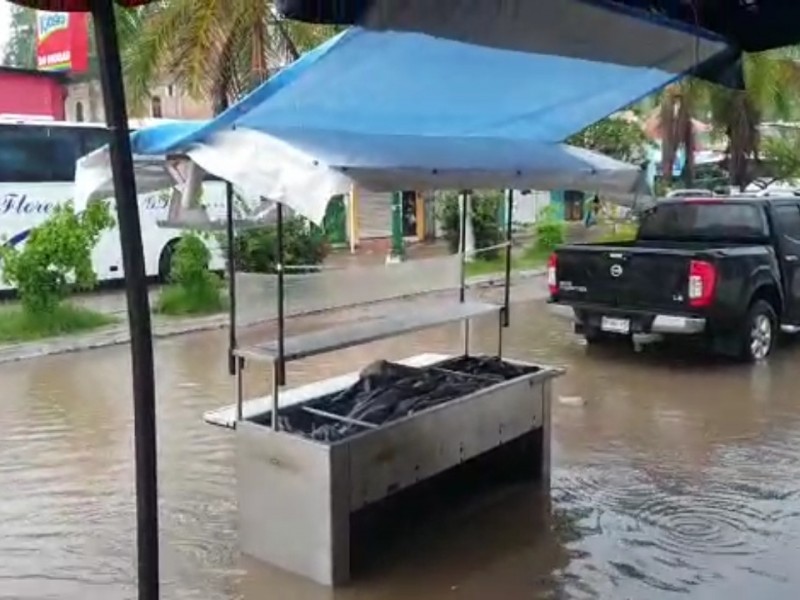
[704,49,800,189]
[119,0,340,116]
[657,82,698,188]
[658,48,800,191]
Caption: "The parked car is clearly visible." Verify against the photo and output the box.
[548,195,800,361]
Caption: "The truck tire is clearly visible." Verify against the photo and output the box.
[738,300,777,362]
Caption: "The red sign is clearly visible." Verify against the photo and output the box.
[35,10,89,72]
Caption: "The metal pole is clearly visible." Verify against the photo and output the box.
[218,92,238,377]
[459,191,468,303]
[459,191,470,356]
[90,2,159,598]
[276,202,286,387]
[226,182,237,376]
[271,361,280,430]
[503,189,514,327]
[236,357,244,423]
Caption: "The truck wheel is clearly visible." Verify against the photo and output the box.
[738,300,777,362]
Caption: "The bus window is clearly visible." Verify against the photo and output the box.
[48,126,85,181]
[0,124,83,182]
[80,127,111,156]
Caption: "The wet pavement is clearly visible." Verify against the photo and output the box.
[2,289,800,599]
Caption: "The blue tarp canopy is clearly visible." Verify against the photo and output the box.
[76,21,733,223]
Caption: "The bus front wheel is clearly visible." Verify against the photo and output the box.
[158,240,179,283]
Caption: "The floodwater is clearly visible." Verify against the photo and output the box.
[2,290,800,599]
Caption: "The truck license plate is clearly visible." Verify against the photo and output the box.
[601,317,630,334]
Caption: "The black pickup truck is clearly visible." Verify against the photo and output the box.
[548,196,800,362]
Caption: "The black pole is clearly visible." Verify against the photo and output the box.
[226,181,237,376]
[217,95,238,377]
[459,191,468,303]
[503,189,514,327]
[90,1,159,599]
[276,202,286,386]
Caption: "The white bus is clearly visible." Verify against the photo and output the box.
[0,119,227,292]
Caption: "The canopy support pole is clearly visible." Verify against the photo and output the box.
[226,187,237,375]
[90,1,159,599]
[503,189,514,328]
[219,92,238,377]
[459,191,470,356]
[459,191,468,304]
[276,202,287,387]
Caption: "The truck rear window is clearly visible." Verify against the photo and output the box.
[638,202,768,241]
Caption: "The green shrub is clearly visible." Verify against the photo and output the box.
[437,191,504,259]
[228,217,328,273]
[0,303,116,342]
[596,221,639,243]
[534,206,566,252]
[157,233,224,316]
[0,201,114,316]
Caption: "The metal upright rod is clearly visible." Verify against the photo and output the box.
[459,191,468,304]
[276,202,286,389]
[90,1,159,598]
[226,181,237,376]
[459,191,470,356]
[219,92,238,377]
[503,189,514,327]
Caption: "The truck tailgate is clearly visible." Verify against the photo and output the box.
[554,246,695,311]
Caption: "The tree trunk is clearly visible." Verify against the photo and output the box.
[659,92,677,188]
[677,95,695,187]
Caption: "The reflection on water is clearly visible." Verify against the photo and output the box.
[2,296,800,599]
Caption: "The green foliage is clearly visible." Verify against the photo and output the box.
[120,0,341,115]
[0,202,114,316]
[0,304,117,343]
[157,233,224,316]
[436,191,504,259]
[3,5,36,69]
[229,217,328,274]
[534,206,566,253]
[761,132,800,185]
[595,221,640,243]
[568,117,649,163]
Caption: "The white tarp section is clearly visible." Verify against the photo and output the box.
[75,127,647,226]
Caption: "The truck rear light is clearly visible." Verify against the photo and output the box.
[547,253,558,296]
[688,260,716,307]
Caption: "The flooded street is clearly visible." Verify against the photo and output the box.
[2,296,800,599]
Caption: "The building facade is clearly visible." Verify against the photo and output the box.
[64,79,214,123]
[0,67,66,120]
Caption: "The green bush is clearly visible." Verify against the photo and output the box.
[229,216,328,273]
[596,221,639,243]
[534,205,566,253]
[0,201,114,316]
[157,233,224,316]
[0,303,116,342]
[437,191,504,259]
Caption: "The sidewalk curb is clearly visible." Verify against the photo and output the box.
[0,270,546,364]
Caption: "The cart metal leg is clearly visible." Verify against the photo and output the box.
[236,357,244,423]
[271,359,280,430]
[498,308,504,357]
